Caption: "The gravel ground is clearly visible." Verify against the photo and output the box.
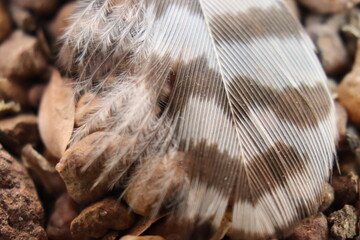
[0,0,360,239]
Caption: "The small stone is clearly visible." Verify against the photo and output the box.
[12,0,59,15]
[47,193,78,240]
[0,145,47,240]
[299,0,360,14]
[335,102,348,145]
[319,183,335,212]
[9,3,37,32]
[102,231,120,240]
[0,114,39,153]
[0,100,21,117]
[331,172,359,208]
[0,77,30,107]
[328,205,358,240]
[120,236,166,240]
[287,213,328,240]
[306,15,350,76]
[56,132,127,204]
[71,198,135,240]
[0,1,12,41]
[0,31,48,80]
[28,84,46,108]
[338,68,360,126]
[124,152,187,216]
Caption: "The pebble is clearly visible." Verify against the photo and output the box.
[331,172,359,208]
[12,0,59,16]
[306,14,350,76]
[328,205,358,239]
[120,236,166,240]
[56,132,126,204]
[70,197,135,240]
[47,193,78,240]
[0,114,39,153]
[339,68,360,126]
[299,0,360,14]
[124,152,187,216]
[0,145,47,240]
[287,213,328,240]
[0,30,48,80]
[9,3,37,32]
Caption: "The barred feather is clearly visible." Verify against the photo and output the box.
[59,0,337,239]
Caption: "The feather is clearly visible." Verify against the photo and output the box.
[59,0,337,239]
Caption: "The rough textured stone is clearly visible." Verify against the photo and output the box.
[331,173,359,208]
[328,205,358,240]
[0,31,48,80]
[0,145,47,240]
[56,132,126,204]
[47,193,78,240]
[71,197,135,240]
[0,114,39,153]
[287,213,328,240]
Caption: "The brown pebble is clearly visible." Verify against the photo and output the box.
[319,183,335,212]
[102,231,120,240]
[124,152,187,216]
[56,132,126,204]
[306,14,350,76]
[0,1,12,41]
[0,100,21,117]
[120,236,166,240]
[299,0,360,13]
[9,3,37,32]
[0,145,47,240]
[0,114,39,153]
[47,2,76,40]
[28,84,46,108]
[0,30,48,80]
[12,0,59,15]
[38,70,75,158]
[335,102,348,145]
[47,193,79,240]
[339,68,360,126]
[331,172,359,208]
[287,213,328,240]
[328,205,358,239]
[71,198,135,240]
[0,77,30,107]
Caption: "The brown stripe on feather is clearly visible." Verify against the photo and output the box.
[208,4,301,43]
[230,75,332,129]
[167,56,331,129]
[181,140,315,206]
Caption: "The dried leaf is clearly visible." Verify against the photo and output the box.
[38,69,75,158]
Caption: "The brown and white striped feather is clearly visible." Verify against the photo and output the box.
[59,0,337,239]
